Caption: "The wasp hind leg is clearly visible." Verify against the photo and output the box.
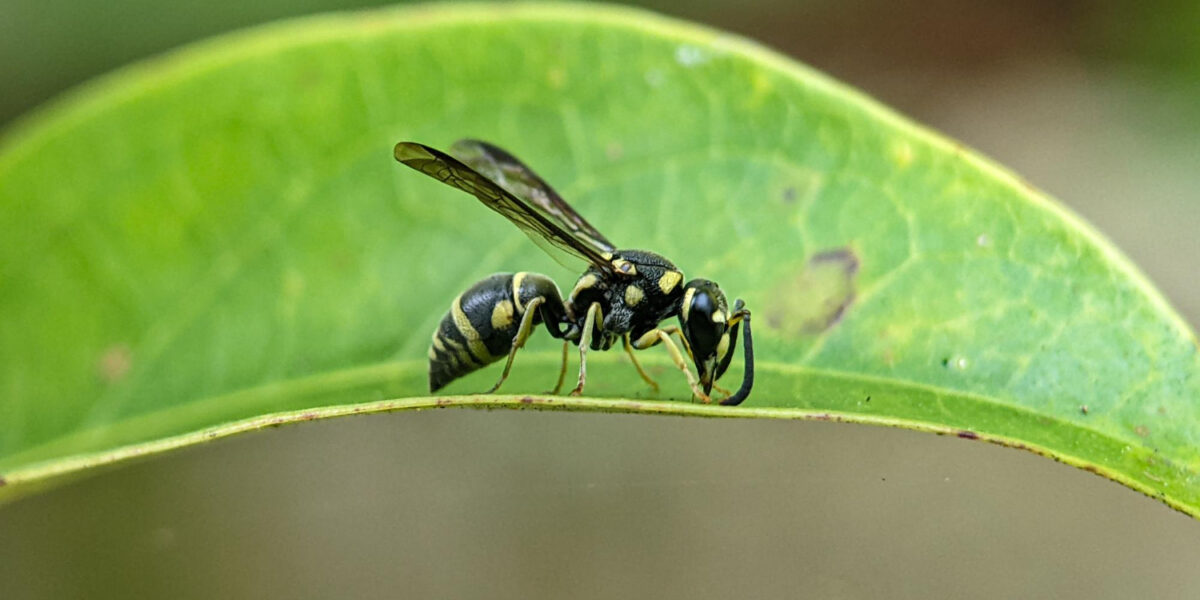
[486,296,547,394]
[622,334,660,392]
[631,329,710,403]
[548,340,569,395]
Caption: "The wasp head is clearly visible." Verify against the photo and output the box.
[679,279,743,395]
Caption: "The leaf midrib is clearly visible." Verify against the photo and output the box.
[0,352,1137,471]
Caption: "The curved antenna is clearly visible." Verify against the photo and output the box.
[720,303,754,406]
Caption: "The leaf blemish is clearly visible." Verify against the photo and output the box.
[781,186,796,204]
[97,344,133,384]
[674,44,709,67]
[957,431,979,440]
[763,247,858,336]
[606,142,623,161]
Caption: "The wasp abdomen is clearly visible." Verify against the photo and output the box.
[429,272,566,392]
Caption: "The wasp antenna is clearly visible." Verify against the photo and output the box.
[720,306,754,406]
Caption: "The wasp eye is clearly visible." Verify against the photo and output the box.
[684,290,723,357]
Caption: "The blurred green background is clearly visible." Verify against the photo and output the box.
[2,1,1198,598]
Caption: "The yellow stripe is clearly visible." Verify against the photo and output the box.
[716,332,730,361]
[439,336,472,368]
[570,273,599,301]
[451,295,493,362]
[681,287,696,323]
[511,272,528,313]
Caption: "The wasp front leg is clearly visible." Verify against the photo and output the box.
[630,328,710,403]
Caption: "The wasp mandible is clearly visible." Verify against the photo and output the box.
[394,140,754,405]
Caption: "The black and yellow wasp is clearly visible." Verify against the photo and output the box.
[394,140,754,405]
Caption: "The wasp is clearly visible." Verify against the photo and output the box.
[394,140,754,405]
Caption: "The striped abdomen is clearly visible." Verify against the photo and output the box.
[428,272,565,392]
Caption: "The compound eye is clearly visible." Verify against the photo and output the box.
[684,290,723,356]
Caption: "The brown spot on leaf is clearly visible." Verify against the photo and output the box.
[97,344,132,384]
[957,430,979,440]
[1079,405,1089,415]
[763,247,859,337]
[605,142,623,161]
[0,475,6,487]
[781,186,797,204]
[1135,425,1150,438]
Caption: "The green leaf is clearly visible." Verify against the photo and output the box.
[1,3,1197,516]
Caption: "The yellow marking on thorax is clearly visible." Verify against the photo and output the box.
[659,270,682,294]
[570,273,600,300]
[611,259,637,275]
[681,287,696,322]
[713,310,726,324]
[451,295,493,362]
[624,285,644,306]
[492,300,515,329]
[511,272,528,312]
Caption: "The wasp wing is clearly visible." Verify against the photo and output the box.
[449,139,616,255]
[394,142,614,273]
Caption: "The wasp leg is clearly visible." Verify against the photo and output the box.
[486,296,546,394]
[657,325,696,363]
[622,333,660,392]
[631,329,711,403]
[570,302,603,396]
[711,382,733,396]
[548,340,569,395]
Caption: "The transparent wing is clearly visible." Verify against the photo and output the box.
[394,141,614,273]
[449,139,616,255]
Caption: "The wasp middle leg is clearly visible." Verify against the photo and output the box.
[569,301,604,396]
[622,333,660,392]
